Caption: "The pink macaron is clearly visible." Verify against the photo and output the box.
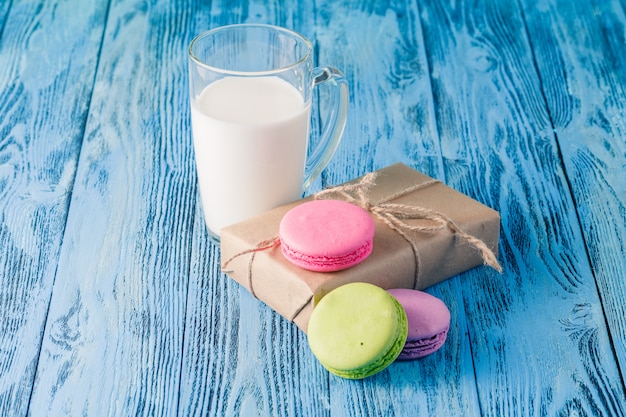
[279,200,375,272]
[387,289,451,360]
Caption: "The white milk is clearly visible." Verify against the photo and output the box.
[191,76,311,236]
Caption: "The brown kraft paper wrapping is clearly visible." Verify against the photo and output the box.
[220,163,500,333]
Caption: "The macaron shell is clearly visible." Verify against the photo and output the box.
[279,200,375,272]
[308,283,408,379]
[387,288,451,360]
[401,331,448,359]
[280,239,372,272]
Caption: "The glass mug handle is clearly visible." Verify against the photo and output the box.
[303,67,349,190]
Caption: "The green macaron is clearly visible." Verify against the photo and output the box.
[307,282,408,379]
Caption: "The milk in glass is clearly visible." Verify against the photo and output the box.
[191,76,311,236]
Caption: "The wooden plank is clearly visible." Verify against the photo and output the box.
[312,0,484,416]
[26,0,197,415]
[180,213,330,417]
[418,0,626,415]
[0,1,10,33]
[178,1,334,416]
[319,0,445,184]
[521,0,626,385]
[0,1,107,415]
[178,0,483,415]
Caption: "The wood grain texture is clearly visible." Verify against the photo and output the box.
[179,2,334,416]
[2,0,626,416]
[180,229,329,417]
[419,0,626,415]
[313,1,485,416]
[0,1,106,415]
[0,1,10,34]
[27,0,197,415]
[318,0,444,185]
[521,0,626,386]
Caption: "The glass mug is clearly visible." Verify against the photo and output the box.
[188,24,348,241]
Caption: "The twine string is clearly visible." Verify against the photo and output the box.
[221,172,502,299]
[222,236,280,298]
[314,172,503,281]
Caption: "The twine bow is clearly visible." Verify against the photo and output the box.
[313,172,502,289]
[222,171,502,300]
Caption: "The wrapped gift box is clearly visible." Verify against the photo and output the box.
[220,163,500,332]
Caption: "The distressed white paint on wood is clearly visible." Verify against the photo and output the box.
[0,1,107,415]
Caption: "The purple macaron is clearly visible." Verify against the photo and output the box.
[387,289,451,360]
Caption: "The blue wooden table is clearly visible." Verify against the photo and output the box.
[1,0,625,416]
